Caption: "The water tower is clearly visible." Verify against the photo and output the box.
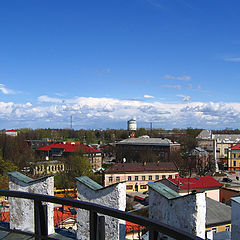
[127,118,137,131]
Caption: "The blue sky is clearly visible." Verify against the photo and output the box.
[1,0,240,130]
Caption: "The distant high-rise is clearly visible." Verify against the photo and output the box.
[127,118,137,131]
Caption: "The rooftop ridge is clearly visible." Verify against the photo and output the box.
[8,171,53,184]
[76,176,103,191]
[148,181,180,200]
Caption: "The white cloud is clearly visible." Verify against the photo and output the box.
[177,95,191,102]
[144,94,154,98]
[160,84,181,90]
[38,95,63,103]
[0,84,15,94]
[164,75,191,81]
[1,96,240,129]
[224,57,240,63]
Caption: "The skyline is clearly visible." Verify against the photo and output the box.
[1,0,240,130]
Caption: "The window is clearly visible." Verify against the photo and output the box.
[233,153,236,158]
[149,176,152,180]
[128,176,132,181]
[109,177,113,182]
[169,175,172,179]
[155,175,159,180]
[212,227,217,233]
[135,176,138,181]
[162,175,166,179]
[225,225,230,231]
[224,148,228,155]
[116,176,120,182]
[126,185,133,190]
[234,161,236,167]
[142,176,146,181]
[140,185,147,189]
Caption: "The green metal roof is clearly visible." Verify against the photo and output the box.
[8,171,53,184]
[148,181,180,200]
[75,176,103,191]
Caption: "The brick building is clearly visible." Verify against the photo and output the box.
[116,137,180,163]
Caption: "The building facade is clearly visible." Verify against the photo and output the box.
[35,142,102,169]
[116,137,180,163]
[228,143,240,171]
[104,162,179,193]
[160,176,222,201]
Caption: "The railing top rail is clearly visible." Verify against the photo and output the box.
[0,190,203,240]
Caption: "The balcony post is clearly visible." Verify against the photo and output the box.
[90,210,98,240]
[149,230,158,240]
[90,210,105,240]
[98,216,105,240]
[34,200,48,239]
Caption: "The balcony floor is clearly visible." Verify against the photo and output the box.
[0,228,75,240]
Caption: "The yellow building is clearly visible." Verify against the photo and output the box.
[228,143,240,171]
[104,162,179,193]
[31,160,65,175]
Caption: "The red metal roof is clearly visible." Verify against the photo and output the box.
[6,129,17,132]
[126,221,145,232]
[0,211,9,222]
[169,176,222,190]
[54,206,76,227]
[231,143,240,150]
[36,143,101,153]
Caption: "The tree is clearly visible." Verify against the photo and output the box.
[55,153,93,189]
[0,152,18,189]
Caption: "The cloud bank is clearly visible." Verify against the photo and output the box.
[0,84,15,94]
[1,95,240,129]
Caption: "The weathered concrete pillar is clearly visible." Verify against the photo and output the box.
[8,171,54,234]
[76,176,126,240]
[231,196,240,240]
[148,181,206,239]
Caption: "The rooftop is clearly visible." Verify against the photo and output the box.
[148,181,180,200]
[116,137,179,146]
[231,143,240,150]
[197,130,240,143]
[8,171,53,184]
[104,162,178,174]
[206,197,231,227]
[75,176,103,191]
[36,143,101,153]
[168,176,222,190]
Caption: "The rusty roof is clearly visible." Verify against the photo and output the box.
[104,162,178,174]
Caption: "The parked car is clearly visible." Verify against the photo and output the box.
[222,177,232,183]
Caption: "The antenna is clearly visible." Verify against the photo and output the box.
[70,115,73,129]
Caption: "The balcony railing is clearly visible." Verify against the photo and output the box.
[0,190,203,240]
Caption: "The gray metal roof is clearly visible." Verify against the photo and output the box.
[196,130,212,140]
[206,197,231,227]
[8,171,53,184]
[231,196,240,204]
[76,176,103,191]
[116,138,179,146]
[213,134,240,143]
[197,130,240,143]
[148,181,180,199]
